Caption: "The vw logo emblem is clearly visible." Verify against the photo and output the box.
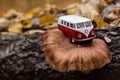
[85,30,88,34]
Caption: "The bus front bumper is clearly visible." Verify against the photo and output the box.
[73,36,96,42]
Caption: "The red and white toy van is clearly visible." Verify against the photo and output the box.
[58,15,96,42]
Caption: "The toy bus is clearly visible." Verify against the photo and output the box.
[58,15,96,42]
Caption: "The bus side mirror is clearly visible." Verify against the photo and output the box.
[92,20,97,28]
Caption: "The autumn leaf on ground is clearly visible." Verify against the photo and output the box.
[8,23,23,33]
[21,19,33,29]
[105,0,116,4]
[45,22,57,30]
[82,0,108,12]
[45,4,63,14]
[102,1,120,23]
[4,9,23,20]
[65,3,80,15]
[0,18,8,29]
[103,7,120,21]
[79,4,99,20]
[39,14,56,26]
[24,8,36,19]
[24,7,45,19]
[94,15,110,28]
[0,11,3,17]
[111,18,120,27]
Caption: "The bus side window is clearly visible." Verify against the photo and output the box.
[70,23,74,28]
[64,21,66,25]
[61,20,63,24]
[73,24,76,29]
[67,22,69,27]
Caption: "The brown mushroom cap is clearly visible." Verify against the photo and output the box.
[41,29,112,72]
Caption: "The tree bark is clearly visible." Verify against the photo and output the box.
[0,27,120,80]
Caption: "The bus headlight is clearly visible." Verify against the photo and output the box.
[78,34,82,38]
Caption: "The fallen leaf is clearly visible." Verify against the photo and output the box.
[8,23,23,33]
[79,4,99,20]
[0,18,8,29]
[39,14,56,26]
[111,17,120,27]
[21,19,33,28]
[24,30,45,34]
[94,15,110,28]
[45,22,57,30]
[66,3,80,15]
[0,11,3,17]
[4,9,23,20]
[65,3,100,20]
[24,7,45,19]
[45,4,63,13]
[105,0,115,4]
[102,1,120,22]
[82,0,108,12]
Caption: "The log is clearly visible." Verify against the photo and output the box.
[0,27,120,80]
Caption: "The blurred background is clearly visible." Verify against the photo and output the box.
[0,0,81,12]
[0,0,120,34]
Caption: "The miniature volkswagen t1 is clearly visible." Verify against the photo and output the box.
[58,15,96,42]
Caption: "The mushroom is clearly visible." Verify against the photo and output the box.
[41,29,112,73]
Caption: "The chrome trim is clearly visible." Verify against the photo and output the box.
[74,35,96,42]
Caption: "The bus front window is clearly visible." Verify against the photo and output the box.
[77,24,81,28]
[77,23,84,29]
[85,21,92,27]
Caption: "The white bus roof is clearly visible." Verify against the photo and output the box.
[58,15,91,24]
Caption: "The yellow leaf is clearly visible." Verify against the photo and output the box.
[24,7,44,19]
[21,19,33,28]
[0,11,3,17]
[24,14,33,19]
[8,23,23,33]
[79,4,99,20]
[111,18,120,27]
[105,0,114,3]
[66,3,80,15]
[94,15,110,28]
[39,14,55,26]
[0,18,8,28]
[24,8,35,19]
[46,23,57,30]
[4,9,23,19]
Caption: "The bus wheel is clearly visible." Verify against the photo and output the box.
[72,38,75,43]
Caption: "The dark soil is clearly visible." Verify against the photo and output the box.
[0,27,120,80]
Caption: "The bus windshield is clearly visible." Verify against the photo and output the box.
[84,21,92,27]
[77,21,92,29]
[77,23,85,29]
